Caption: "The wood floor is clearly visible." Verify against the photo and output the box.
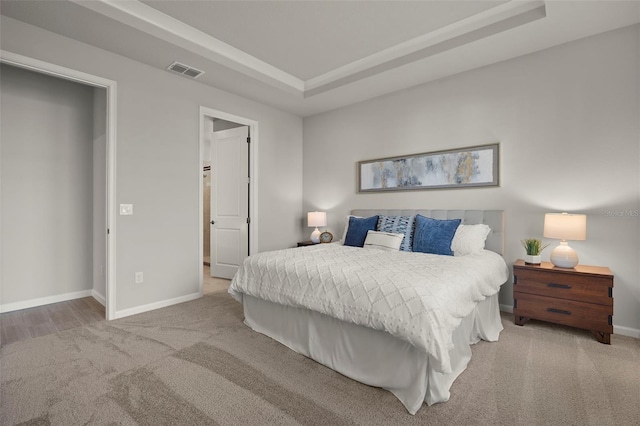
[1,266,231,347]
[0,297,105,347]
[203,264,231,294]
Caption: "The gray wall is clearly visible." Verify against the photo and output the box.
[1,64,95,304]
[303,25,640,335]
[1,16,303,314]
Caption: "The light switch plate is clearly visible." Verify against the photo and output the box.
[120,204,133,215]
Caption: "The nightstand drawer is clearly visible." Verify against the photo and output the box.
[514,268,612,306]
[514,292,613,333]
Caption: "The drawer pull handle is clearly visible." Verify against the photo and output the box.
[547,283,571,289]
[547,308,571,316]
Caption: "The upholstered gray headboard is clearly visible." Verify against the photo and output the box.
[350,209,504,255]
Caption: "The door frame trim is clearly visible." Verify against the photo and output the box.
[199,107,258,293]
[0,50,117,320]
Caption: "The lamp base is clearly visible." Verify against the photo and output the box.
[550,241,578,268]
[310,227,321,243]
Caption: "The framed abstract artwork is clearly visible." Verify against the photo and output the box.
[358,143,499,192]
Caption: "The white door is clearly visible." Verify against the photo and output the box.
[210,126,249,279]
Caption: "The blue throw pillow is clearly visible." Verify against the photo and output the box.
[344,215,379,247]
[377,215,415,252]
[412,215,461,256]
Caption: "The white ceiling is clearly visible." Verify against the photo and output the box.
[140,0,506,81]
[1,1,639,117]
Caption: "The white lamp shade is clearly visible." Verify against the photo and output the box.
[307,211,327,228]
[543,212,586,241]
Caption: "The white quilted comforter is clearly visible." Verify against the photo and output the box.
[229,243,509,374]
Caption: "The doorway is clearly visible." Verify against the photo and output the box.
[0,50,116,320]
[199,107,258,292]
[203,118,246,269]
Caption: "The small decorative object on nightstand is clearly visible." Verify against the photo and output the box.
[319,231,333,243]
[521,238,549,265]
[513,259,613,344]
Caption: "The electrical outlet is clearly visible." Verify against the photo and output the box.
[135,272,144,284]
[120,204,133,215]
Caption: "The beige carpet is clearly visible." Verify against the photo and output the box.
[1,292,638,425]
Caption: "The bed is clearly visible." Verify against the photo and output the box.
[229,209,509,414]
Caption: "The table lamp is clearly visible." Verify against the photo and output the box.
[308,211,327,243]
[543,212,587,268]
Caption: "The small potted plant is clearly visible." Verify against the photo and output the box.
[521,238,549,265]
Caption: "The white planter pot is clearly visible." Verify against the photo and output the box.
[524,254,541,265]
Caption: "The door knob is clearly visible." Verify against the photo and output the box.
[210,220,215,225]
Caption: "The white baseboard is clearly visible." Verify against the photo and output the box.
[614,324,640,339]
[112,292,201,320]
[499,303,638,340]
[0,289,93,313]
[91,290,106,307]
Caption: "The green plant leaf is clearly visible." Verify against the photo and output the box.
[521,238,550,255]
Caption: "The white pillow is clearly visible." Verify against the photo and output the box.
[363,230,404,251]
[340,215,362,244]
[451,224,491,256]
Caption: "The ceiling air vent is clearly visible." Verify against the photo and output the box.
[166,61,204,79]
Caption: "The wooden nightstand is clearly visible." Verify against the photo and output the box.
[297,240,319,247]
[513,259,614,344]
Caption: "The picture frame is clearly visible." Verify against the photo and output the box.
[357,143,499,192]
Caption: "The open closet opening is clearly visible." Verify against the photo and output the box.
[0,62,110,343]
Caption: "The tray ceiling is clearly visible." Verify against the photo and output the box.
[1,1,638,116]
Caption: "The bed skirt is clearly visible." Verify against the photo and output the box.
[242,293,502,415]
